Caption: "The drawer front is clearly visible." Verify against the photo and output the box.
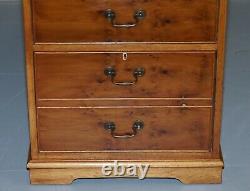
[33,0,218,43]
[35,52,215,99]
[37,107,212,152]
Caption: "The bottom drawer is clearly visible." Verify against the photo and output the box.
[37,107,212,152]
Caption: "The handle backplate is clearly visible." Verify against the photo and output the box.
[104,67,145,86]
[104,120,144,139]
[104,9,146,28]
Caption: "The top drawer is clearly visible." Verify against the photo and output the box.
[32,0,218,43]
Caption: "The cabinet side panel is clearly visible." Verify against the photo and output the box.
[213,0,228,154]
[23,0,38,158]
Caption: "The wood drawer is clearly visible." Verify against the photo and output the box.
[32,0,218,43]
[37,107,212,152]
[35,52,215,99]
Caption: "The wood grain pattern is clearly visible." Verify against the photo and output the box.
[28,159,223,184]
[34,52,215,99]
[37,107,212,152]
[23,0,227,184]
[212,0,228,154]
[32,0,218,43]
[33,43,218,52]
[37,99,212,108]
[28,159,224,169]
[23,0,39,159]
[33,147,222,160]
[29,167,222,184]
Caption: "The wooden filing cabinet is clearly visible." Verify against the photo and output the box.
[23,0,227,184]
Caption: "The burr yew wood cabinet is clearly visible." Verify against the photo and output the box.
[23,0,227,184]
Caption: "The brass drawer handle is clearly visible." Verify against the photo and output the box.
[104,67,145,86]
[104,9,146,28]
[104,120,144,139]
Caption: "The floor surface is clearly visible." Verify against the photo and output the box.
[0,1,250,190]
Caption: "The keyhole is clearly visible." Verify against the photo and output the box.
[122,53,128,61]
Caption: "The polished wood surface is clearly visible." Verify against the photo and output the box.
[37,99,212,108]
[23,0,227,184]
[33,43,218,52]
[35,52,215,99]
[23,0,39,159]
[32,0,218,43]
[37,107,212,151]
[212,0,228,154]
[29,167,222,184]
[28,159,223,184]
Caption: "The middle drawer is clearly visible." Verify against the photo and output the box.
[34,52,215,100]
